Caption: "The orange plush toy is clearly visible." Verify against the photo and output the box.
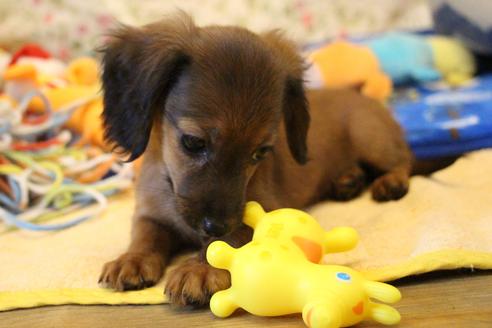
[307,41,392,102]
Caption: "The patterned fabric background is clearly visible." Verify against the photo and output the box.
[0,0,432,60]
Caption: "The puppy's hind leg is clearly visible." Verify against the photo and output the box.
[349,106,412,202]
[331,165,367,201]
[370,164,411,201]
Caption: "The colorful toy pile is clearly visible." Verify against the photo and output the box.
[0,45,133,232]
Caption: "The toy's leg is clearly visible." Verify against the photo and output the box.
[206,241,236,271]
[368,301,401,325]
[364,281,401,304]
[323,226,359,253]
[209,288,238,318]
[302,301,341,328]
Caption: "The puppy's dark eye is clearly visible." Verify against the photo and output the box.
[251,146,272,164]
[181,134,206,154]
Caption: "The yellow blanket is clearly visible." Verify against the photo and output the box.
[1,150,492,311]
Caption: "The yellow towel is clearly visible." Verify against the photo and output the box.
[1,150,492,311]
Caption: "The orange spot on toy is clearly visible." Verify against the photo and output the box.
[352,301,364,315]
[291,236,322,263]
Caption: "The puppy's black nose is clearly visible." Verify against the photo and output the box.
[202,217,227,237]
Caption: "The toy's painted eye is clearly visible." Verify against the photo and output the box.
[336,272,351,282]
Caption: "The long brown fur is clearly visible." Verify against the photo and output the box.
[98,13,412,307]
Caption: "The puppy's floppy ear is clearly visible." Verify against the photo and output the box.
[101,13,196,161]
[262,30,310,164]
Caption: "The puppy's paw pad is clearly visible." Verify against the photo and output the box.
[99,252,164,291]
[164,258,230,308]
[371,174,409,201]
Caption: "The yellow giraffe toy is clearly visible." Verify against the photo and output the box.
[207,202,401,328]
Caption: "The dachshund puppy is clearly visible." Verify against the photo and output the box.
[98,13,411,307]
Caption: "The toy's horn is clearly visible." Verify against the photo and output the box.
[364,281,402,304]
[243,201,265,228]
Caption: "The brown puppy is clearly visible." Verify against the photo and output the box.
[98,13,411,307]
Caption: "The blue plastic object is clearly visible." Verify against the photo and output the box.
[392,74,492,159]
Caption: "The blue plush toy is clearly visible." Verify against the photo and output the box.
[365,32,441,85]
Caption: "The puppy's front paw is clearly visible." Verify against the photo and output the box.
[99,252,164,291]
[371,172,409,201]
[164,258,230,307]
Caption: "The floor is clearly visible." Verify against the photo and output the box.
[2,270,492,328]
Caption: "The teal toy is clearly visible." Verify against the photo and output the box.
[365,32,441,85]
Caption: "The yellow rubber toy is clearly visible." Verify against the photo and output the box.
[244,201,359,262]
[207,202,401,328]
